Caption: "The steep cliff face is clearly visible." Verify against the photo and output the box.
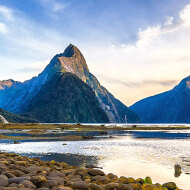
[130,76,190,123]
[0,44,139,123]
[22,72,110,123]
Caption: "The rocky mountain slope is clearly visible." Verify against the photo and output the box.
[0,44,139,123]
[130,76,190,123]
[22,72,109,123]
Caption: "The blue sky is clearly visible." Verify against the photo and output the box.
[0,0,190,105]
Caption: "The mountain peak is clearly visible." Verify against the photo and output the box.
[63,44,81,58]
[43,44,89,81]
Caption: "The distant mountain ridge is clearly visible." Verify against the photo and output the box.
[0,44,139,123]
[130,76,190,123]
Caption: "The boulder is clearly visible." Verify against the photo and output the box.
[0,161,9,165]
[72,181,89,190]
[10,169,25,177]
[135,178,143,184]
[20,180,36,189]
[162,182,177,190]
[15,161,27,166]
[0,163,8,171]
[119,177,135,184]
[47,176,65,185]
[62,169,76,176]
[9,164,27,173]
[27,165,42,173]
[0,175,9,187]
[8,183,18,187]
[144,177,152,184]
[142,184,162,190]
[1,172,16,178]
[57,185,73,190]
[174,164,182,177]
[31,175,47,187]
[107,173,118,179]
[48,172,66,178]
[8,176,31,184]
[88,183,105,190]
[92,175,109,184]
[47,179,59,188]
[88,169,105,176]
[128,183,142,190]
[104,183,119,190]
[119,184,133,190]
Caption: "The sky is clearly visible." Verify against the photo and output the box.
[0,0,190,106]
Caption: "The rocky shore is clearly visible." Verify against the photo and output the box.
[0,152,180,190]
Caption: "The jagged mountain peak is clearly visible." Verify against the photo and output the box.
[42,44,89,81]
[63,44,82,58]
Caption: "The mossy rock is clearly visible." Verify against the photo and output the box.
[162,182,177,190]
[144,177,152,184]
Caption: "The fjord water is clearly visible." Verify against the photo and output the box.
[0,129,190,190]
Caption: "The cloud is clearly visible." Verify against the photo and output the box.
[0,4,72,57]
[0,5,13,20]
[99,75,177,88]
[0,23,7,34]
[17,60,50,74]
[180,4,190,26]
[84,4,190,105]
[40,0,69,12]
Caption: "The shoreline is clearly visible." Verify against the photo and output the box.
[0,151,180,190]
[0,123,190,141]
[1,123,190,131]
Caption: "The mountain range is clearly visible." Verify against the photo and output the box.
[0,44,139,123]
[2,44,189,124]
[130,76,190,123]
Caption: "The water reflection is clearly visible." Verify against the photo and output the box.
[19,153,99,168]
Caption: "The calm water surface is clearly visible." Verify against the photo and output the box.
[0,130,190,190]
